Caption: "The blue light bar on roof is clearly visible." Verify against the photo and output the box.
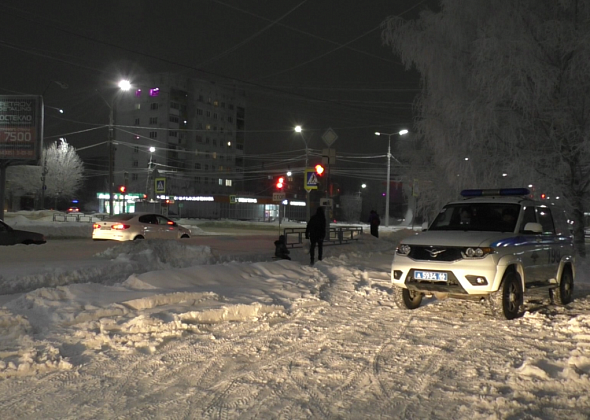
[460,188,531,197]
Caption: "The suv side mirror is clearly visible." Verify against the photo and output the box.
[523,222,543,233]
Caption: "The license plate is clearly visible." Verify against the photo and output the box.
[414,271,447,281]
[101,226,111,230]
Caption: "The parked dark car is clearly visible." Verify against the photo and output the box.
[0,220,46,246]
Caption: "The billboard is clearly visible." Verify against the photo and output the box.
[0,95,43,162]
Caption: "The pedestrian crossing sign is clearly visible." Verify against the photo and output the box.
[305,169,319,190]
[155,177,166,194]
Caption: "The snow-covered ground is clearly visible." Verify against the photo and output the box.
[1,210,590,419]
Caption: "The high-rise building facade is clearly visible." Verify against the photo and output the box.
[113,73,246,198]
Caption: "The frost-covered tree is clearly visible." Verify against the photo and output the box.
[382,0,590,255]
[7,139,84,206]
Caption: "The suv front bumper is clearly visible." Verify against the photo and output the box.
[391,254,505,295]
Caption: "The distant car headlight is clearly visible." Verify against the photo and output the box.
[396,244,411,256]
[462,247,493,258]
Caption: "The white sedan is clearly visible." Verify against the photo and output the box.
[92,213,191,241]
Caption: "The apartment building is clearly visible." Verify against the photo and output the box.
[113,73,246,198]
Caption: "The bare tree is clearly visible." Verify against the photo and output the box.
[7,139,84,207]
[382,0,590,255]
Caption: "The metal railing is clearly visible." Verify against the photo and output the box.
[283,226,363,248]
[52,213,108,223]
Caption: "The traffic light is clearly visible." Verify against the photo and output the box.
[314,164,325,176]
[276,177,285,189]
[541,193,546,199]
[119,185,127,194]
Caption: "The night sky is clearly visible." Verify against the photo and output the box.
[0,0,436,192]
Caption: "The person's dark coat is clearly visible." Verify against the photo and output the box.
[306,207,326,264]
[368,210,380,238]
[274,235,291,260]
[306,207,326,241]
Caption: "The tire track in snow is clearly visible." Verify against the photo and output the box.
[371,309,480,419]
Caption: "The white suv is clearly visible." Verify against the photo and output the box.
[391,188,575,319]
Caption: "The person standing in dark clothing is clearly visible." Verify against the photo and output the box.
[306,207,326,265]
[368,210,380,238]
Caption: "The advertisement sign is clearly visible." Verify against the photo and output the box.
[0,96,43,161]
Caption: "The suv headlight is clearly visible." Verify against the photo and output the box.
[396,244,411,256]
[462,247,494,258]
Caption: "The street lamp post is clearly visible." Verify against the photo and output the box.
[146,146,155,200]
[102,80,131,215]
[295,125,311,221]
[375,129,408,227]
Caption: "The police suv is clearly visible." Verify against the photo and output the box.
[391,188,575,319]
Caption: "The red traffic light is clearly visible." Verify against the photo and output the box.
[119,185,127,193]
[314,164,325,175]
[276,177,285,189]
[540,193,546,199]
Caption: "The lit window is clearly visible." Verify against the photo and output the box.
[225,179,232,187]
[219,178,223,185]
[149,88,160,97]
[135,89,142,97]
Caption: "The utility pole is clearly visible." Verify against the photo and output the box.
[40,152,48,209]
[108,105,115,216]
[375,130,408,227]
[295,126,311,221]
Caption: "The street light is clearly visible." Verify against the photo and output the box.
[101,79,131,215]
[375,129,409,227]
[146,146,156,200]
[295,125,311,221]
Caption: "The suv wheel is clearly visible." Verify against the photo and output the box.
[392,286,423,310]
[490,271,523,320]
[550,266,574,305]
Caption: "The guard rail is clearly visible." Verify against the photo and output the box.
[283,226,363,248]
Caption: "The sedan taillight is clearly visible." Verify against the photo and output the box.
[112,224,131,230]
[92,223,101,230]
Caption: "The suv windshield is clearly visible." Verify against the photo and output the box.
[429,203,521,232]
